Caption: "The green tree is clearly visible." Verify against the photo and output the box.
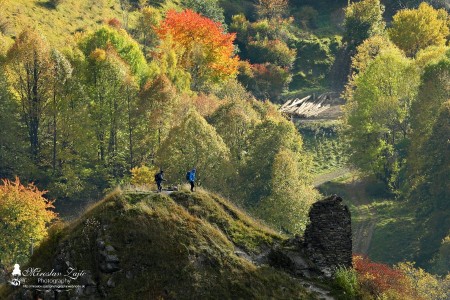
[78,26,148,82]
[415,45,449,69]
[49,49,72,174]
[208,98,260,164]
[156,109,231,192]
[410,100,450,268]
[344,0,386,49]
[241,116,311,205]
[135,6,162,59]
[408,56,450,189]
[78,27,148,177]
[413,100,450,211]
[344,35,400,101]
[256,148,318,233]
[431,234,450,275]
[344,50,420,189]
[45,51,103,200]
[138,75,178,163]
[181,0,226,25]
[83,48,130,178]
[389,3,449,57]
[0,61,29,178]
[292,35,341,89]
[5,29,53,162]
[152,36,192,92]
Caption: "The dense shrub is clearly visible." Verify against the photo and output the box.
[130,165,158,186]
[247,39,296,68]
[238,62,292,101]
[294,5,319,29]
[334,267,359,299]
[291,35,341,88]
[49,0,64,9]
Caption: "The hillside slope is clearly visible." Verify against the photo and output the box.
[1,0,124,46]
[1,189,334,299]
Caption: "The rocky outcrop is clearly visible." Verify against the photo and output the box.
[304,195,352,277]
[262,195,352,279]
[10,221,122,300]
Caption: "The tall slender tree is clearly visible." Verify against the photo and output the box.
[49,49,72,174]
[5,29,53,162]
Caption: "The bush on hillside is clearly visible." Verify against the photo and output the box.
[49,0,65,9]
[131,165,159,186]
[0,178,58,265]
[333,267,359,299]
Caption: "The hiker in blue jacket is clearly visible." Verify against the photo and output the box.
[186,168,196,192]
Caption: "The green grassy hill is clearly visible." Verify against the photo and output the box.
[1,188,332,299]
[1,0,124,46]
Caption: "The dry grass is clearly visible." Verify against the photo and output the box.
[0,0,132,47]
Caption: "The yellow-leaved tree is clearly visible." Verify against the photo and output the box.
[130,165,159,186]
[0,178,57,265]
[389,3,450,57]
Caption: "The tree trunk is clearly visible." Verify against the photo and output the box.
[127,88,133,169]
[30,52,40,162]
[52,82,57,174]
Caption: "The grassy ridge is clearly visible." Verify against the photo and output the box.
[1,189,317,299]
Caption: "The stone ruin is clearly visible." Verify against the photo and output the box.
[304,195,352,276]
[265,194,352,278]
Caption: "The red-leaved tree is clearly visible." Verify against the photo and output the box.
[353,255,417,299]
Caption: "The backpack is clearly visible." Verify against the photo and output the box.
[186,171,191,181]
[155,173,162,182]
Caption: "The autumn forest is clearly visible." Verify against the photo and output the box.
[0,0,449,299]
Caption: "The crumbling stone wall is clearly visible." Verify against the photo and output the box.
[304,195,352,276]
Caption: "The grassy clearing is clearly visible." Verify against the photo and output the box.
[368,200,418,264]
[296,119,349,175]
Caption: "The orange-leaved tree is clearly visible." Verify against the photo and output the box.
[0,178,58,265]
[157,9,239,90]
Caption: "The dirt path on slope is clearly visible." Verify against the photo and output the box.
[313,168,351,187]
[315,173,378,256]
[345,179,377,255]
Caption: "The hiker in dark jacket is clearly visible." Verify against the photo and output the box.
[186,168,196,192]
[155,170,166,192]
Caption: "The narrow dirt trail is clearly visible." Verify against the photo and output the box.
[313,168,351,187]
[314,170,378,256]
[345,179,377,255]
